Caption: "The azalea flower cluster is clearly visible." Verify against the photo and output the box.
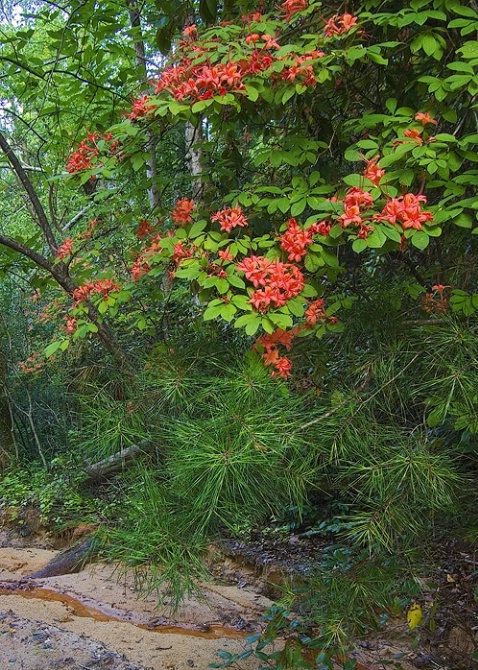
[128,94,155,121]
[363,156,386,186]
[131,233,163,280]
[63,316,77,334]
[236,255,305,311]
[79,218,99,241]
[254,298,333,378]
[136,219,154,239]
[378,193,433,230]
[131,230,199,281]
[282,0,308,22]
[66,133,100,173]
[66,132,119,174]
[18,351,44,375]
[143,5,356,108]
[56,238,74,260]
[256,328,297,379]
[280,48,326,86]
[172,198,196,225]
[171,240,194,265]
[172,200,249,233]
[280,217,329,262]
[324,13,358,37]
[332,185,433,239]
[305,298,326,326]
[67,6,359,176]
[153,58,246,104]
[395,111,437,146]
[326,153,434,239]
[131,257,151,281]
[422,283,450,314]
[211,206,248,233]
[72,279,119,306]
[337,187,375,238]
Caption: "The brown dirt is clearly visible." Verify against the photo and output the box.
[0,536,276,670]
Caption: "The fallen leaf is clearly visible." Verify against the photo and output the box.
[407,603,423,630]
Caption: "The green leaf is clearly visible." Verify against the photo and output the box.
[246,85,260,102]
[277,198,290,214]
[304,253,321,272]
[290,198,307,216]
[286,297,305,316]
[343,173,366,187]
[245,317,261,336]
[322,248,339,267]
[232,294,251,310]
[216,278,230,294]
[220,303,237,321]
[458,41,478,59]
[356,139,379,150]
[98,300,109,314]
[422,34,438,56]
[411,230,430,249]
[428,404,447,428]
[383,225,402,243]
[366,228,387,248]
[44,340,64,358]
[189,219,207,238]
[453,212,472,228]
[368,52,388,65]
[451,5,478,17]
[302,284,318,297]
[191,99,214,113]
[268,313,293,329]
[386,98,397,113]
[203,302,225,320]
[227,274,246,289]
[281,87,295,104]
[234,313,259,329]
[352,238,368,253]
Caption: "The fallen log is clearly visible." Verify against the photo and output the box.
[83,439,153,481]
[26,537,96,579]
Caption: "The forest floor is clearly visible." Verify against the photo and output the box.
[0,520,476,670]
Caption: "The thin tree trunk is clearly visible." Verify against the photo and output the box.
[16,390,48,469]
[0,324,16,462]
[128,0,161,211]
[185,121,203,199]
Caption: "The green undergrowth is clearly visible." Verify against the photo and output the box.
[1,319,478,665]
[0,456,100,529]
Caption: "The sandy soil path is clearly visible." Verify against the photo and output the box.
[0,542,274,670]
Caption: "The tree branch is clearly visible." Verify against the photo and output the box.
[0,130,58,252]
[0,232,55,274]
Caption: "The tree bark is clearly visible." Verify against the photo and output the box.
[185,120,203,199]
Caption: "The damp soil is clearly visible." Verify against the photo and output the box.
[0,522,476,670]
[0,528,274,670]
